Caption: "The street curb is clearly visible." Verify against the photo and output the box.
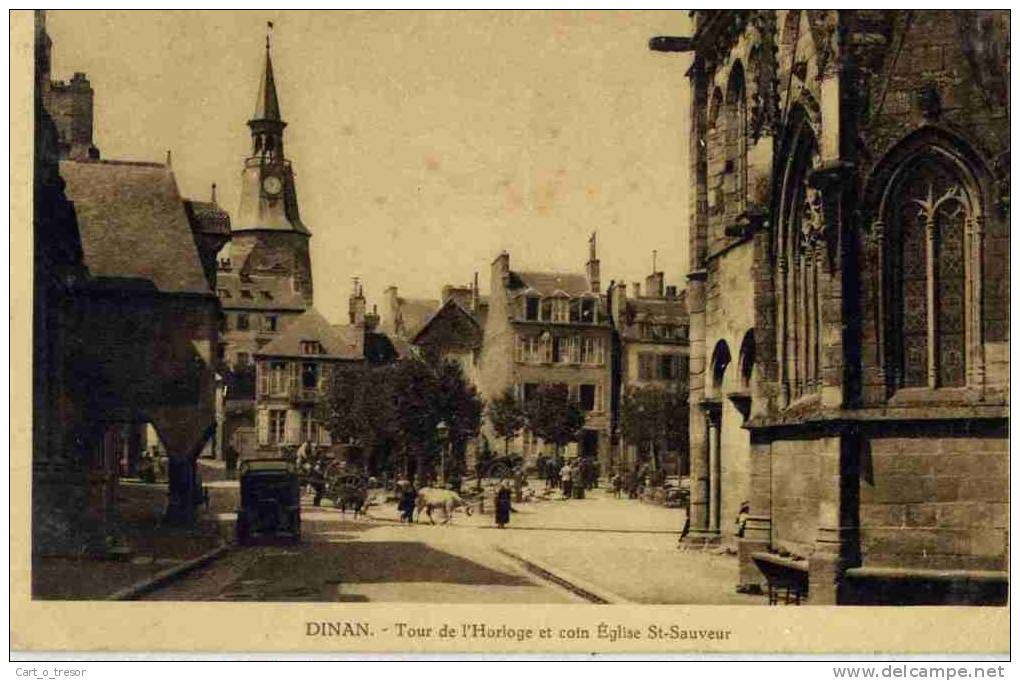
[496,548,632,605]
[107,543,233,601]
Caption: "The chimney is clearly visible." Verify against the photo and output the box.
[471,271,480,313]
[383,285,400,334]
[586,232,600,292]
[645,271,665,298]
[632,282,641,298]
[492,251,511,290]
[349,277,367,325]
[363,303,380,333]
[665,285,678,298]
[211,182,218,204]
[610,280,627,327]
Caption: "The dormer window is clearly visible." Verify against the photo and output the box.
[541,298,553,322]
[300,340,322,355]
[525,296,540,321]
[580,299,596,323]
[240,289,254,299]
[553,298,570,323]
[260,291,273,300]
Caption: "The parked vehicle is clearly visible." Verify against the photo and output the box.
[235,459,301,545]
[327,470,368,515]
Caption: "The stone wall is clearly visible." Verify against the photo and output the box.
[859,427,1008,571]
[770,437,819,556]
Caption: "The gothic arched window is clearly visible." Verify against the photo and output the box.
[774,107,822,405]
[724,61,748,217]
[707,87,725,222]
[885,156,974,389]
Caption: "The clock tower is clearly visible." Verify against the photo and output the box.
[228,33,313,305]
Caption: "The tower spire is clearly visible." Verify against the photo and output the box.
[253,27,281,123]
[247,21,285,160]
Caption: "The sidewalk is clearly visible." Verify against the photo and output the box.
[367,486,764,605]
[32,477,236,600]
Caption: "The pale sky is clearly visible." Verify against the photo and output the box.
[48,10,694,324]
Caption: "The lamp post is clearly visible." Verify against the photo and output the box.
[435,420,449,486]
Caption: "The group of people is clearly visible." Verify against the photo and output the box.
[394,478,514,529]
[541,456,598,498]
[610,465,649,499]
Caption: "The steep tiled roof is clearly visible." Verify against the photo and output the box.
[619,293,689,341]
[183,200,231,236]
[511,271,593,297]
[255,308,364,360]
[59,160,211,295]
[396,297,440,338]
[412,298,483,347]
[216,271,307,311]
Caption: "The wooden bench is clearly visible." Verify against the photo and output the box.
[751,551,810,605]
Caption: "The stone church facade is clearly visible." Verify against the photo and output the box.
[663,10,1009,604]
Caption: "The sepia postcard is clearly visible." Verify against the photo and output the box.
[10,9,1010,656]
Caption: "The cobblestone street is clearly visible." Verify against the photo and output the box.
[141,481,763,605]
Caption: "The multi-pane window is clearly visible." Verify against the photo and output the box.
[300,340,322,355]
[262,315,279,333]
[236,351,250,367]
[888,157,971,389]
[581,337,605,365]
[523,383,539,404]
[269,361,288,395]
[268,409,287,444]
[516,335,543,363]
[579,384,596,411]
[580,299,596,323]
[569,300,581,323]
[301,407,318,443]
[237,313,250,331]
[541,298,553,322]
[660,354,679,379]
[553,299,570,323]
[568,336,580,363]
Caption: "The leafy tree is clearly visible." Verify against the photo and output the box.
[431,358,484,476]
[524,383,585,459]
[321,363,399,475]
[619,381,688,472]
[487,387,526,456]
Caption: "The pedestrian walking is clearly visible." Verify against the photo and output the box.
[627,467,639,499]
[495,481,512,529]
[560,460,573,499]
[397,479,416,523]
[572,461,585,499]
[611,470,622,498]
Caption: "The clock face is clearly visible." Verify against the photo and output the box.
[262,175,283,197]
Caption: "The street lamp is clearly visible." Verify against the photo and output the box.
[435,420,449,486]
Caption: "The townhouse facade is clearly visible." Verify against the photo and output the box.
[609,270,690,473]
[480,237,614,470]
[253,308,364,455]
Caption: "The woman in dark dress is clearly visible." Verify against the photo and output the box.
[397,480,416,523]
[495,481,512,529]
